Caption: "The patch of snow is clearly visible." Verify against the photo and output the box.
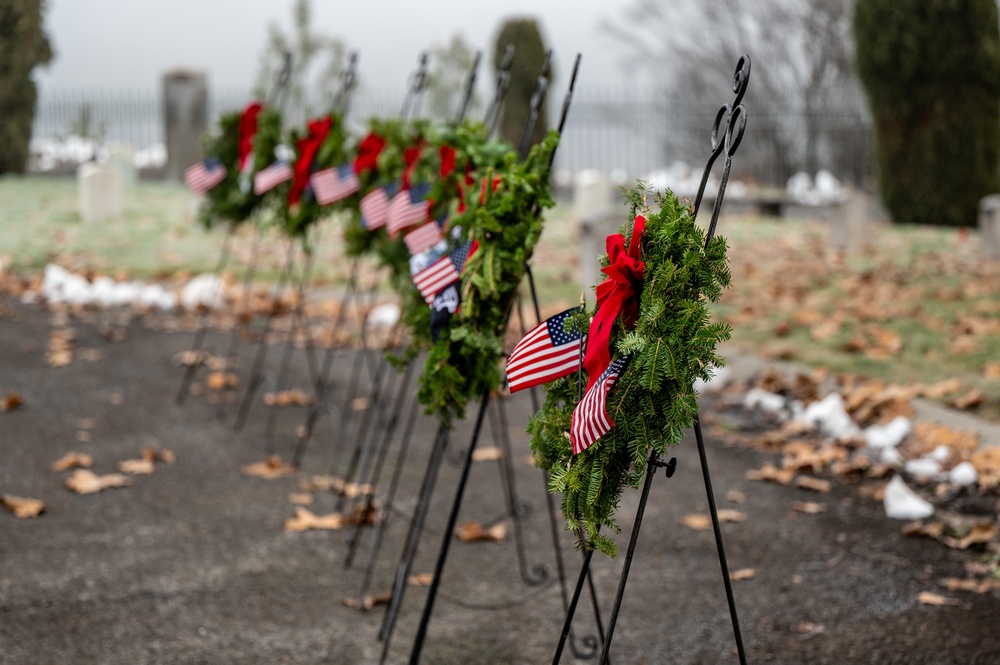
[880,446,903,466]
[743,388,786,414]
[884,475,934,520]
[366,303,401,330]
[949,462,978,487]
[864,416,911,450]
[904,458,942,480]
[693,366,732,394]
[180,274,225,311]
[928,445,951,463]
[798,393,861,440]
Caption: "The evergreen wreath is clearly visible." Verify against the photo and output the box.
[198,106,284,229]
[415,131,559,427]
[527,183,732,556]
[282,112,351,238]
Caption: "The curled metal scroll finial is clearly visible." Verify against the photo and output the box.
[333,51,359,117]
[400,51,430,120]
[691,54,751,245]
[266,50,294,110]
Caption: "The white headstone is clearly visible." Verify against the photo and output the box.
[829,187,869,255]
[77,162,123,223]
[575,171,619,294]
[978,194,1000,260]
[106,141,136,187]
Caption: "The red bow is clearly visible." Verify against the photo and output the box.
[288,116,333,206]
[582,216,646,391]
[401,142,424,190]
[237,102,263,171]
[439,145,457,179]
[353,132,385,175]
[456,166,475,214]
[479,175,501,204]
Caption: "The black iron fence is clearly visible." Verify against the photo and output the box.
[31,86,873,188]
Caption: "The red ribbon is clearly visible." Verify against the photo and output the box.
[352,132,385,175]
[401,142,424,190]
[456,166,475,214]
[237,102,263,171]
[439,145,457,179]
[582,216,646,391]
[288,116,333,206]
[479,175,501,204]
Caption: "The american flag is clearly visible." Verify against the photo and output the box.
[360,183,398,230]
[253,161,292,194]
[387,183,431,237]
[403,217,445,256]
[311,164,360,205]
[506,307,584,394]
[412,239,477,305]
[570,355,631,455]
[184,159,227,195]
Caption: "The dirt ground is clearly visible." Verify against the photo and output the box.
[3,299,1000,665]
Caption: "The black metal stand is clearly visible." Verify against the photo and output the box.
[175,222,236,406]
[550,54,752,665]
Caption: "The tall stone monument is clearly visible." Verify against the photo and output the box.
[162,69,208,182]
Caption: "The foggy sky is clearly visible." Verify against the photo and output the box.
[36,0,635,93]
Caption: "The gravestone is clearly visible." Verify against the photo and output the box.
[574,171,619,294]
[106,141,136,188]
[163,69,208,182]
[78,162,123,222]
[828,187,869,255]
[978,195,1000,260]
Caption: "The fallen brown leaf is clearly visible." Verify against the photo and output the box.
[793,501,827,514]
[681,514,713,531]
[456,520,508,543]
[472,446,505,462]
[263,389,314,407]
[288,492,314,506]
[206,371,239,391]
[76,418,96,430]
[0,391,23,413]
[730,568,755,581]
[795,476,832,493]
[951,389,985,411]
[349,396,369,411]
[917,591,962,607]
[943,577,1000,594]
[343,574,434,611]
[970,448,1000,489]
[746,463,796,485]
[240,456,295,479]
[408,573,434,586]
[284,507,345,532]
[1,494,45,518]
[119,458,155,475]
[795,622,825,639]
[75,430,92,443]
[77,348,105,362]
[984,363,1000,380]
[902,521,944,540]
[51,452,93,472]
[943,523,998,551]
[726,490,747,504]
[64,469,130,494]
[681,510,746,531]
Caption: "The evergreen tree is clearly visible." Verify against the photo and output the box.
[0,0,53,174]
[855,0,1000,227]
[492,17,550,149]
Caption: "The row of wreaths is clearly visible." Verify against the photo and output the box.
[185,101,732,556]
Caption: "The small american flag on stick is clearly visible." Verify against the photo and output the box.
[506,307,583,394]
[360,183,398,230]
[184,159,227,195]
[570,355,631,455]
[253,161,292,194]
[311,164,360,205]
[403,217,445,256]
[412,239,477,305]
[387,183,431,237]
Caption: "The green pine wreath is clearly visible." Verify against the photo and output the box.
[415,131,559,427]
[527,183,732,556]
